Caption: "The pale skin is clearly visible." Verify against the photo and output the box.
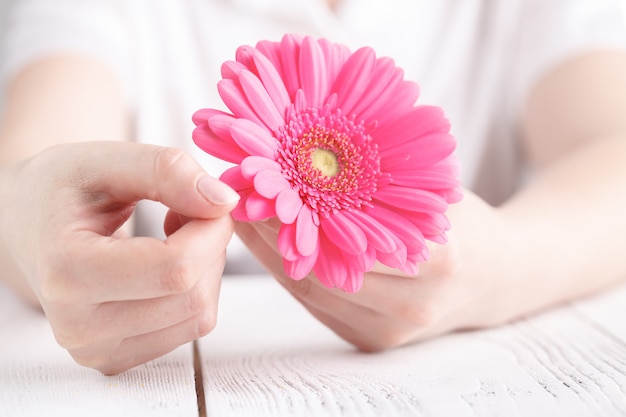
[2,48,626,373]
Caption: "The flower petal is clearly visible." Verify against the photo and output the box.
[340,268,365,293]
[221,59,247,80]
[219,166,252,191]
[280,34,301,99]
[365,205,426,255]
[245,191,276,221]
[299,36,327,108]
[331,46,377,116]
[230,118,277,159]
[238,70,284,131]
[255,39,284,79]
[278,223,299,261]
[296,205,319,257]
[318,38,351,88]
[341,210,398,254]
[253,49,291,116]
[217,78,265,126]
[374,185,448,213]
[313,234,347,289]
[192,124,248,164]
[358,79,420,126]
[283,245,319,280]
[275,188,303,224]
[319,212,367,255]
[379,132,456,169]
[254,170,290,199]
[240,155,281,179]
[374,106,450,150]
[350,57,400,119]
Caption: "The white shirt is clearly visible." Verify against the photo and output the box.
[2,0,626,272]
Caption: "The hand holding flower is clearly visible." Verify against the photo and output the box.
[236,190,532,350]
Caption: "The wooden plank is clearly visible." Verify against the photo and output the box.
[0,283,199,417]
[199,276,626,417]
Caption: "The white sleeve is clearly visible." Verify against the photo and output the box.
[0,0,134,101]
[512,0,626,112]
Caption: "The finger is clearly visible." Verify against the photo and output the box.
[51,215,232,302]
[75,142,239,221]
[67,267,223,347]
[71,309,217,375]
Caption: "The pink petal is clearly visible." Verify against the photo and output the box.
[238,70,284,131]
[279,34,301,99]
[341,210,397,253]
[231,188,253,222]
[319,212,367,255]
[374,185,447,213]
[331,46,377,116]
[192,108,228,126]
[245,191,276,221]
[365,205,426,255]
[253,170,290,199]
[217,78,265,126]
[299,36,327,107]
[240,155,281,179]
[219,166,252,191]
[252,50,291,116]
[376,246,408,270]
[318,38,351,88]
[379,132,456,168]
[283,245,319,280]
[192,125,248,164]
[255,40,284,79]
[221,60,247,80]
[358,79,420,126]
[275,188,303,224]
[373,106,450,150]
[295,205,319,257]
[313,234,347,289]
[235,45,255,71]
[278,223,299,261]
[387,169,460,190]
[340,268,365,293]
[350,57,400,119]
[229,118,277,159]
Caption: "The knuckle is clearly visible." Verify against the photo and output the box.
[195,310,217,337]
[153,148,193,181]
[187,281,213,314]
[161,260,196,293]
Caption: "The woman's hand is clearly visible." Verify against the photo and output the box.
[235,190,534,351]
[0,141,239,374]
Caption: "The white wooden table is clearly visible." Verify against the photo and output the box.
[2,275,626,417]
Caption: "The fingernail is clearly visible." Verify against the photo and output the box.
[197,175,240,205]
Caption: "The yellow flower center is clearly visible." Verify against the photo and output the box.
[311,148,339,178]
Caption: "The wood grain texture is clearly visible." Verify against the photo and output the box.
[199,276,626,417]
[0,283,198,417]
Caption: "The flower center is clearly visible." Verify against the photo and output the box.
[276,107,384,217]
[311,148,339,177]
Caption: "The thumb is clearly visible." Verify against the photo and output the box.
[78,141,240,219]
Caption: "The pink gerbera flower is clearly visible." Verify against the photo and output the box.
[193,34,462,293]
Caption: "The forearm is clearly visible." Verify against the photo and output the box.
[499,135,626,311]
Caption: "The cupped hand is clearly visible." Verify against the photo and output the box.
[0,142,239,374]
[236,190,528,352]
